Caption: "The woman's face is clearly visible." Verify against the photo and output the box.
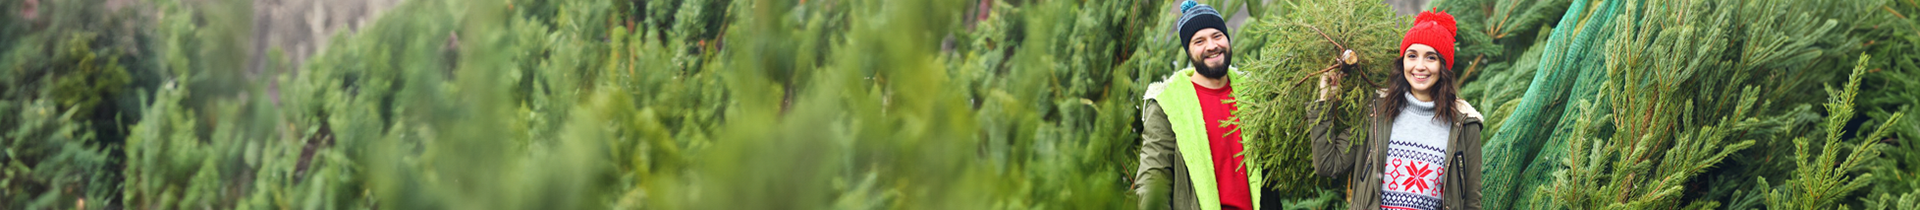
[1402,44,1442,93]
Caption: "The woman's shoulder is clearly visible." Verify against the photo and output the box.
[1454,99,1484,123]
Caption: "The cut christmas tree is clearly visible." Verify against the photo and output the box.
[1231,0,1405,202]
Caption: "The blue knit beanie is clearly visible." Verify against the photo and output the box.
[1177,0,1228,46]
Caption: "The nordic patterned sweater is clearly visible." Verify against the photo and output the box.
[1380,93,1452,210]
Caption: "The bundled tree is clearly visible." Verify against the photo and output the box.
[1476,1,1623,208]
[1529,1,1763,207]
[1532,0,1897,208]
[1428,0,1887,208]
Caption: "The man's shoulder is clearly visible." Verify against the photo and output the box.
[1142,67,1195,101]
[1143,80,1172,101]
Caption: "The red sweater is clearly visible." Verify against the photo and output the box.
[1193,82,1251,210]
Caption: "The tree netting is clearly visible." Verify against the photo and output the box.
[1473,1,1622,208]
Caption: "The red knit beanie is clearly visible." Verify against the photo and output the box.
[1400,10,1458,67]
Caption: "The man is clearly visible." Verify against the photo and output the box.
[1134,1,1269,210]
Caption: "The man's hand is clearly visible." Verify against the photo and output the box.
[1318,50,1358,101]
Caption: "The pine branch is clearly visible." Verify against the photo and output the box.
[1765,55,1904,210]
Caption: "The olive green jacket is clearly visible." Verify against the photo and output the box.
[1308,95,1484,210]
[1134,67,1275,210]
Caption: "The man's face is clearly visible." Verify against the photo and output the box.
[1187,28,1231,78]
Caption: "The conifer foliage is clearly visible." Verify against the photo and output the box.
[1,0,1917,209]
[1474,1,1622,207]
[3,0,158,208]
[109,0,1171,208]
[1232,0,1404,203]
[1431,0,1916,209]
[1860,1,1920,208]
[1761,55,1904,210]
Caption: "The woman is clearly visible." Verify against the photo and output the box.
[1309,10,1484,210]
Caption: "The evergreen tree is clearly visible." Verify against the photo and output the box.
[1532,0,1900,207]
[4,0,1917,209]
[1231,0,1405,204]
[1434,0,1570,132]
[2,0,165,208]
[1439,0,1892,208]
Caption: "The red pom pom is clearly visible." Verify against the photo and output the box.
[1416,10,1457,37]
[1401,9,1461,68]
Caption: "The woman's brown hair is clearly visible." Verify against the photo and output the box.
[1377,59,1461,124]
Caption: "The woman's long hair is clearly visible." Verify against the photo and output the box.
[1376,59,1461,124]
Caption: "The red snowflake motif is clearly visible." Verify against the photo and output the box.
[1399,162,1434,194]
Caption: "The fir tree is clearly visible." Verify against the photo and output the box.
[7,0,1917,209]
[1435,0,1571,132]
[2,0,166,208]
[1232,0,1405,203]
[1452,0,1890,208]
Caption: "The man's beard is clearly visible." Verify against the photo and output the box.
[1192,52,1232,79]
